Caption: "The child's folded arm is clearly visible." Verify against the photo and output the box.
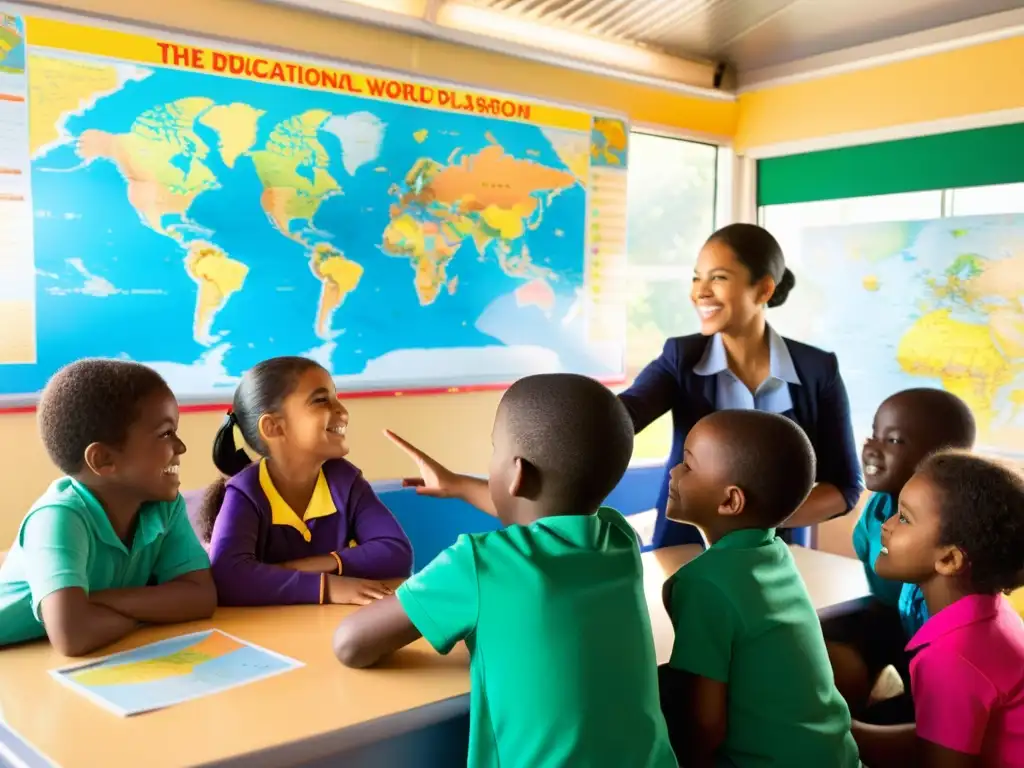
[89,570,216,624]
[39,588,138,657]
[209,488,323,605]
[90,496,216,622]
[20,505,136,656]
[336,477,414,579]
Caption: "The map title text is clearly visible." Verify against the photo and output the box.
[156,42,534,121]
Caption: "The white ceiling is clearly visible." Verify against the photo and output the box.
[465,0,1024,72]
[268,0,1024,91]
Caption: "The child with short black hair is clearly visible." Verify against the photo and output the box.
[827,388,976,722]
[199,356,412,607]
[333,373,677,768]
[0,359,215,656]
[852,451,1024,766]
[660,409,858,767]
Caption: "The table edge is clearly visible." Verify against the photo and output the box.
[198,693,470,767]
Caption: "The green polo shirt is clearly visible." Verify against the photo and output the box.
[0,477,211,647]
[396,506,676,768]
[666,528,859,768]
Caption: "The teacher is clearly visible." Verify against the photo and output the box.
[619,223,862,549]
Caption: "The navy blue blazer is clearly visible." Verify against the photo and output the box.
[619,333,864,549]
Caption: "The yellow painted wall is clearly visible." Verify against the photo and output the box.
[0,0,736,546]
[736,34,1024,152]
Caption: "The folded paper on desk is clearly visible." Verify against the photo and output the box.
[50,630,302,717]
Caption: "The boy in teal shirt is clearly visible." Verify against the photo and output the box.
[333,373,676,768]
[661,410,858,767]
[0,359,215,656]
[826,388,975,723]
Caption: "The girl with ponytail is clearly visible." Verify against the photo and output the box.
[198,356,413,606]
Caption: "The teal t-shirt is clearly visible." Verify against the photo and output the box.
[852,492,928,636]
[0,477,211,647]
[396,506,676,768]
[666,528,859,768]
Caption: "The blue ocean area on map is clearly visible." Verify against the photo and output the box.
[54,630,301,715]
[0,47,622,399]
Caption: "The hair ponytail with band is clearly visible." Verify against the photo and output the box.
[195,356,323,542]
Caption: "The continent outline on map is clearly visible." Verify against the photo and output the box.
[35,59,391,347]
[23,34,611,397]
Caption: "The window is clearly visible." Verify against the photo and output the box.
[624,132,719,461]
[759,191,945,339]
[758,181,1024,455]
[950,183,1024,216]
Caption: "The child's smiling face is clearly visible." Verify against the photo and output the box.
[666,419,741,529]
[265,366,350,462]
[875,471,949,584]
[102,388,186,503]
[863,394,942,495]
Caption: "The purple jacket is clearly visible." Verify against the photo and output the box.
[209,459,413,606]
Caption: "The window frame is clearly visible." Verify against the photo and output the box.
[621,126,732,465]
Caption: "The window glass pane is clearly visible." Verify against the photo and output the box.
[624,133,718,462]
[760,192,944,344]
[760,191,944,253]
[626,134,717,267]
[950,183,1024,216]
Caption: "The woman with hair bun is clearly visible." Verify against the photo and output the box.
[620,223,863,549]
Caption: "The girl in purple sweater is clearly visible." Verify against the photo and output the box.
[198,356,413,606]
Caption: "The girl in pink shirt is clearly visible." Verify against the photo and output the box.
[852,451,1024,767]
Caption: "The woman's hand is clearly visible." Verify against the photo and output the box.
[326,576,392,606]
[384,430,462,498]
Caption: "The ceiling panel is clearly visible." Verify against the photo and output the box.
[450,0,1024,71]
[723,0,1024,72]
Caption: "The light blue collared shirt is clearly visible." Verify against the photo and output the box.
[693,325,800,413]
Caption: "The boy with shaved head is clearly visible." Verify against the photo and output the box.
[333,373,676,768]
[660,409,858,767]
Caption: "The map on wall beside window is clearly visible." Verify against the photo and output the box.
[771,213,1024,456]
[0,8,629,406]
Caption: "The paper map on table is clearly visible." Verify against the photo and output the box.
[50,630,302,716]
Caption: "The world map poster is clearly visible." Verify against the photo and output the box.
[773,213,1024,458]
[0,7,629,405]
[50,630,302,716]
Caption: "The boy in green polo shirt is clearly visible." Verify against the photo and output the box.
[0,360,215,656]
[661,410,858,767]
[332,373,676,768]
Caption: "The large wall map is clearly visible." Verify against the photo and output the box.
[0,8,629,403]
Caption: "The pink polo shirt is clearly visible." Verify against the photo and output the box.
[909,594,1024,765]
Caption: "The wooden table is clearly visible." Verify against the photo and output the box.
[0,545,872,768]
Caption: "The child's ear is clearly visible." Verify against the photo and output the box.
[83,442,117,477]
[508,456,540,499]
[257,413,284,443]
[935,544,968,579]
[717,485,745,517]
